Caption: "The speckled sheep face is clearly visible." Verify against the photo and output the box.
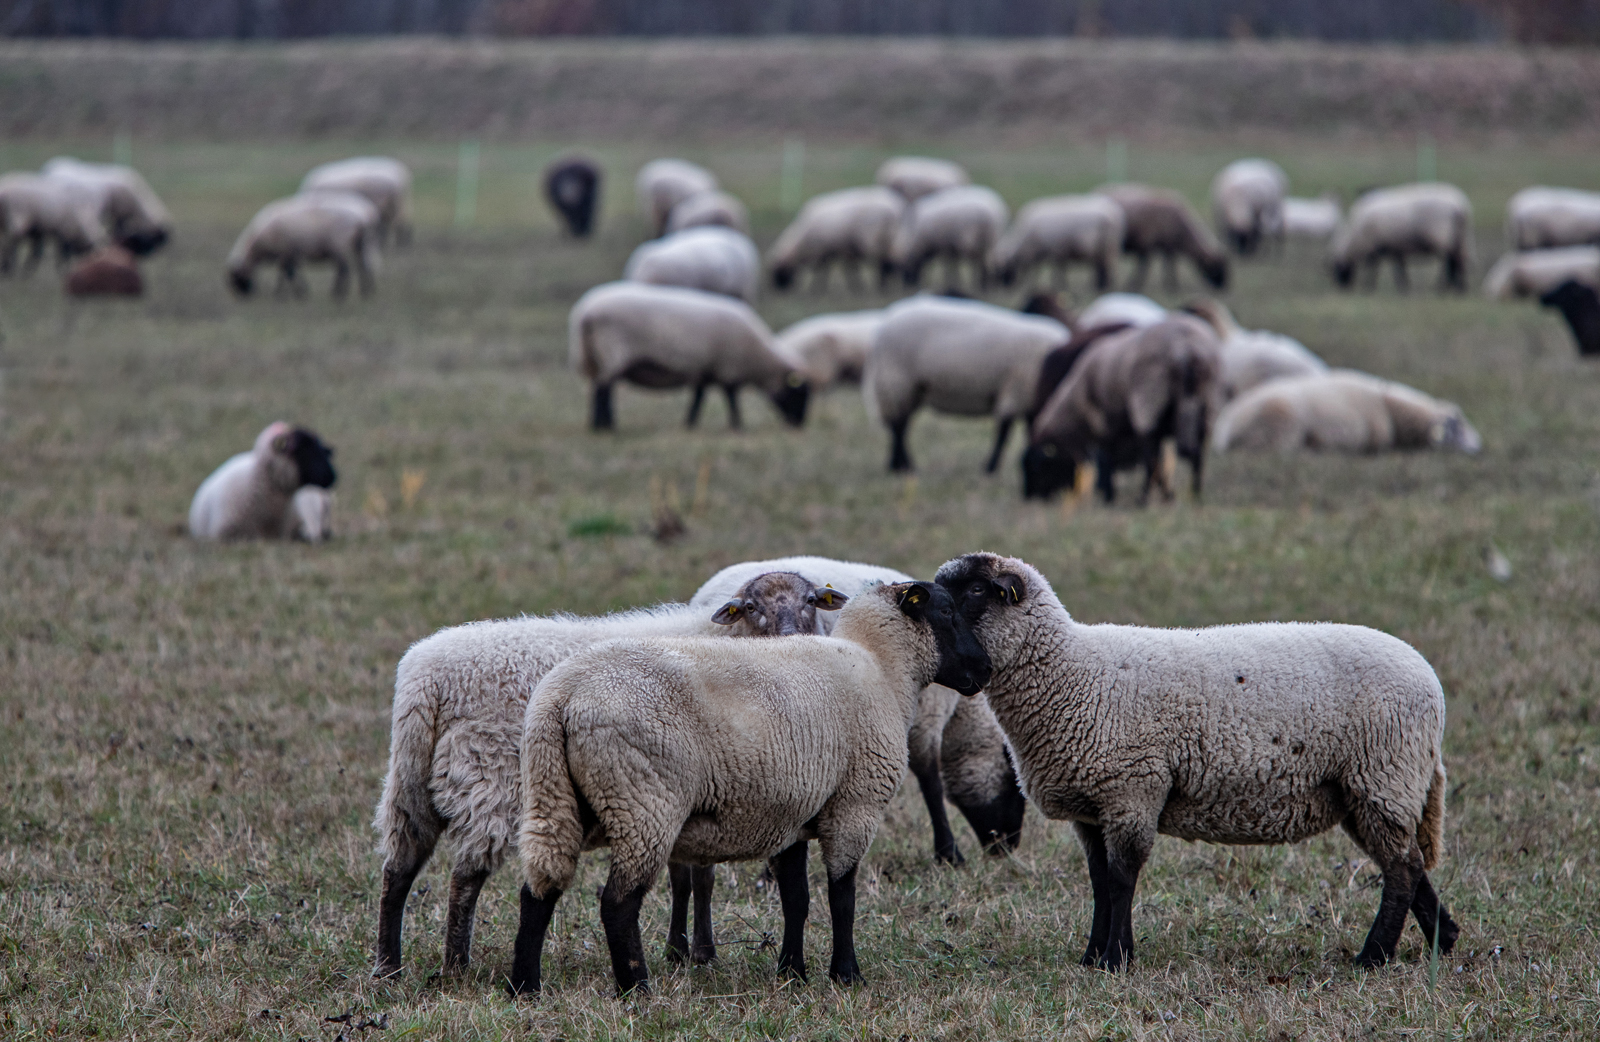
[892,581,991,696]
[710,571,847,637]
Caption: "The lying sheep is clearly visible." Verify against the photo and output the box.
[665,190,750,236]
[636,159,718,236]
[374,572,848,979]
[1210,158,1288,256]
[990,195,1124,292]
[42,157,172,255]
[0,172,106,274]
[1482,245,1600,300]
[300,156,412,246]
[866,294,1069,473]
[1213,370,1482,455]
[623,225,759,303]
[936,552,1459,972]
[188,422,337,540]
[1331,183,1472,292]
[511,580,991,995]
[1183,298,1328,399]
[894,185,1009,289]
[226,192,381,299]
[1507,186,1600,251]
[1077,292,1166,330]
[570,281,808,431]
[773,310,885,390]
[769,186,904,292]
[65,245,142,297]
[1099,184,1228,291]
[543,154,602,238]
[1282,194,1343,240]
[876,156,970,202]
[1540,280,1600,357]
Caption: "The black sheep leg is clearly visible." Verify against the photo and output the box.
[771,841,810,980]
[888,418,914,472]
[984,416,1013,474]
[1355,854,1422,968]
[1409,871,1460,955]
[826,865,864,984]
[690,865,717,964]
[508,883,562,997]
[909,753,964,865]
[665,862,693,964]
[599,877,654,995]
[591,384,615,430]
[1074,823,1114,966]
[1097,829,1151,971]
[442,867,491,973]
[374,861,424,977]
[723,385,742,429]
[685,383,709,427]
[1095,449,1116,503]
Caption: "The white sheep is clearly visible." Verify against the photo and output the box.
[893,185,1009,289]
[569,281,808,430]
[623,225,760,303]
[772,310,885,390]
[768,186,904,292]
[636,158,718,236]
[935,552,1459,972]
[1331,183,1472,292]
[510,580,991,995]
[1183,298,1329,399]
[1506,186,1600,251]
[300,156,413,246]
[188,422,337,541]
[865,294,1069,473]
[989,194,1125,292]
[1210,158,1288,255]
[42,157,172,256]
[1481,245,1600,300]
[1213,370,1482,455]
[1281,194,1343,240]
[664,189,750,235]
[1076,292,1166,330]
[876,156,970,202]
[226,192,381,299]
[0,172,107,274]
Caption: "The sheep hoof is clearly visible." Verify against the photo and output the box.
[372,962,402,980]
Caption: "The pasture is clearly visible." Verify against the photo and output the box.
[3,105,1600,1038]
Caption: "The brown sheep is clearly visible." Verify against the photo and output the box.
[543,155,602,238]
[1099,184,1228,291]
[65,246,142,297]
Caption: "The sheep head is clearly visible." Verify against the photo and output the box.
[712,572,848,637]
[768,372,810,427]
[891,582,990,697]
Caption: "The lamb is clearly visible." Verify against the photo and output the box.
[543,154,602,238]
[665,190,750,236]
[1210,158,1288,256]
[1540,280,1600,356]
[773,310,885,390]
[1098,184,1228,291]
[569,281,808,431]
[1330,183,1472,292]
[692,555,1026,862]
[65,245,142,297]
[300,156,413,246]
[373,570,848,979]
[509,580,991,995]
[990,194,1124,292]
[0,172,107,274]
[188,422,337,541]
[1212,370,1483,455]
[623,225,759,303]
[893,185,1009,289]
[864,294,1070,473]
[1282,194,1343,240]
[935,552,1459,972]
[876,156,970,202]
[769,186,904,292]
[1077,292,1166,330]
[636,158,718,236]
[1183,298,1329,399]
[226,192,381,299]
[1481,245,1600,300]
[1506,186,1600,251]
[42,157,172,256]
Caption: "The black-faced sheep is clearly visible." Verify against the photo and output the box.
[543,155,602,238]
[1210,158,1288,256]
[188,422,337,541]
[936,552,1458,972]
[1330,183,1472,292]
[623,225,759,303]
[1539,280,1600,356]
[665,190,750,236]
[0,172,106,274]
[64,245,142,297]
[300,156,413,246]
[990,194,1124,292]
[226,192,381,300]
[769,186,904,292]
[42,157,172,256]
[1482,246,1600,301]
[1212,370,1482,455]
[876,156,970,202]
[893,185,1009,289]
[1098,184,1229,291]
[773,310,885,390]
[1507,186,1600,251]
[636,158,718,237]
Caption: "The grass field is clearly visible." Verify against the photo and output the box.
[2,121,1599,1041]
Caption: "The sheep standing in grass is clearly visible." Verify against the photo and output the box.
[0,173,106,274]
[1507,186,1600,251]
[300,156,412,246]
[665,190,750,236]
[42,157,172,256]
[226,193,381,299]
[876,156,970,202]
[188,422,337,541]
[893,185,1009,289]
[623,225,759,303]
[543,155,602,238]
[936,552,1459,972]
[510,580,991,995]
[1099,184,1228,291]
[1481,246,1600,300]
[1331,183,1472,292]
[1210,158,1288,256]
[769,186,904,292]
[1183,298,1328,399]
[990,195,1124,292]
[773,310,885,390]
[636,159,718,236]
[1213,370,1482,455]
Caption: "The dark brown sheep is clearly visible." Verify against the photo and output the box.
[65,245,142,297]
[543,155,602,238]
[1099,184,1228,291]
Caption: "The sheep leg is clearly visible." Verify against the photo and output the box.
[1409,871,1459,955]
[983,417,1014,475]
[723,386,743,430]
[1073,823,1114,966]
[1095,449,1116,504]
[665,862,693,963]
[331,259,351,301]
[689,865,717,964]
[825,865,864,984]
[908,752,964,866]
[1095,258,1111,292]
[508,883,562,997]
[1392,254,1410,293]
[685,383,709,428]
[772,840,810,981]
[1162,252,1180,292]
[591,384,616,430]
[888,417,914,472]
[1095,826,1151,971]
[599,877,654,995]
[1355,855,1422,968]
[373,862,424,977]
[442,867,491,974]
[878,257,896,290]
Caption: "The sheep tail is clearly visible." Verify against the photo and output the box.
[517,694,584,898]
[1418,756,1446,871]
[373,659,444,870]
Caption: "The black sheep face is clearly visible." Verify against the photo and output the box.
[1540,280,1600,357]
[1331,259,1355,289]
[1203,257,1229,290]
[228,269,254,296]
[544,162,600,238]
[769,374,809,427]
[289,428,337,488]
[121,227,169,257]
[771,266,795,291]
[893,582,991,697]
[1020,441,1078,500]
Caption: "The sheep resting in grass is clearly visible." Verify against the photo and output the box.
[769,186,904,292]
[1540,280,1600,357]
[1282,194,1343,240]
[893,185,1009,290]
[188,422,337,541]
[510,580,992,996]
[936,552,1458,972]
[1507,186,1600,251]
[636,159,718,236]
[1330,183,1472,292]
[1210,158,1288,256]
[1212,370,1482,455]
[876,156,970,202]
[543,154,602,238]
[1182,298,1328,399]
[1481,246,1600,301]
[227,192,381,300]
[773,310,885,390]
[623,225,759,303]
[300,156,413,246]
[569,281,808,431]
[0,172,106,275]
[990,194,1124,292]
[665,190,750,236]
[65,245,142,297]
[1098,184,1228,291]
[42,157,172,256]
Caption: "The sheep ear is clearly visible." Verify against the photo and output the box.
[812,585,849,611]
[711,599,744,625]
[895,583,931,616]
[993,573,1025,605]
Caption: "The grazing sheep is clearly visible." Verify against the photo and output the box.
[226,192,381,300]
[665,190,750,236]
[1099,184,1229,291]
[569,281,808,431]
[1506,186,1600,251]
[769,186,904,292]
[893,185,1009,289]
[865,294,1070,473]
[188,422,337,541]
[1330,183,1472,292]
[636,159,718,236]
[876,156,970,202]
[1027,321,1136,428]
[1482,246,1600,300]
[42,157,172,256]
[773,310,885,390]
[1183,298,1328,399]
[1022,315,1222,503]
[1077,292,1166,330]
[990,194,1125,292]
[510,580,991,995]
[1540,280,1600,356]
[543,154,602,238]
[623,225,759,303]
[373,572,849,979]
[0,172,106,274]
[1282,195,1343,240]
[1211,158,1288,256]
[300,156,412,246]
[935,552,1459,972]
[1213,370,1482,455]
[64,245,142,297]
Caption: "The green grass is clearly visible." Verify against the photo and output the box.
[2,128,1598,1041]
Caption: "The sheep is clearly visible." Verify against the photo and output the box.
[509,580,991,996]
[692,555,1027,863]
[1506,186,1600,251]
[0,172,106,275]
[372,570,848,979]
[1077,292,1166,330]
[1482,245,1600,301]
[636,158,718,236]
[876,156,970,202]
[1540,280,1600,356]
[1210,158,1288,256]
[569,281,808,431]
[1027,321,1137,428]
[1212,370,1482,455]
[188,422,337,541]
[769,186,904,292]
[893,185,1009,289]
[1098,184,1228,291]
[64,245,142,297]
[300,156,413,246]
[1330,183,1472,292]
[665,190,750,236]
[543,154,602,238]
[865,294,1070,473]
[990,194,1125,292]
[1182,298,1329,399]
[42,157,172,256]
[226,192,381,300]
[1282,194,1343,240]
[772,310,885,390]
[1022,315,1222,504]
[623,225,759,303]
[935,552,1459,972]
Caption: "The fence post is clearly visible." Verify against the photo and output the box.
[455,140,480,230]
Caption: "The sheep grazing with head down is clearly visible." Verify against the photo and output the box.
[893,185,1009,290]
[1213,370,1482,455]
[936,552,1459,973]
[1331,183,1472,292]
[990,194,1125,292]
[0,172,106,274]
[876,156,970,202]
[227,192,381,300]
[769,186,904,292]
[1481,246,1600,301]
[1099,184,1229,291]
[773,310,885,391]
[188,422,337,541]
[42,157,172,256]
[1182,298,1328,400]
[636,158,718,237]
[1506,186,1600,251]
[510,580,992,996]
[623,225,759,303]
[1210,158,1288,256]
[665,190,750,236]
[543,155,602,238]
[1541,280,1600,356]
[300,156,412,246]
